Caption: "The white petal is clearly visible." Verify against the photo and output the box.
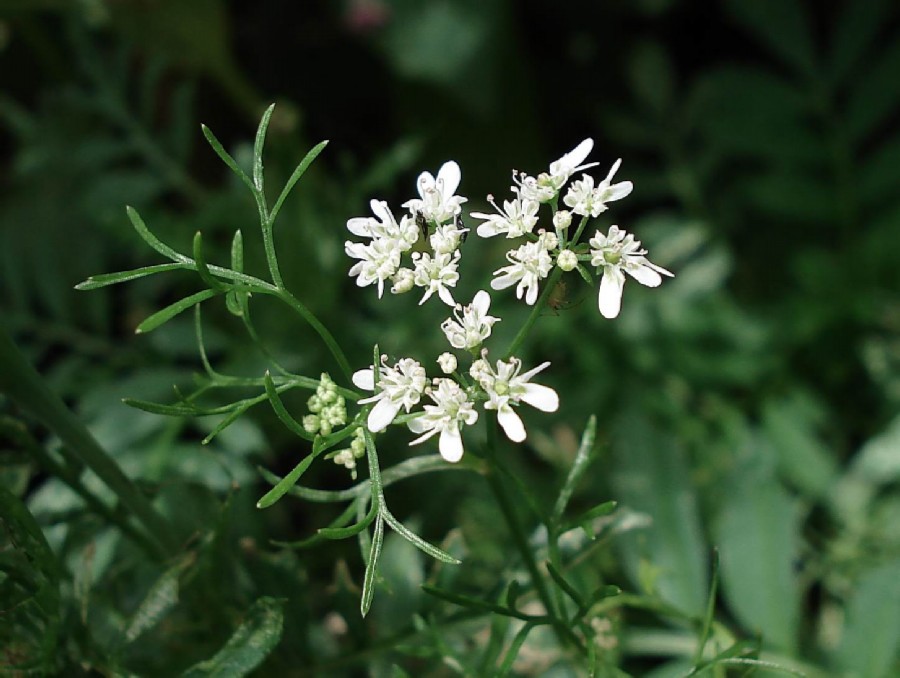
[518,360,551,381]
[407,416,429,435]
[352,369,375,391]
[520,383,559,412]
[568,138,594,166]
[368,398,400,432]
[626,264,662,287]
[472,290,491,315]
[605,158,622,182]
[491,272,518,291]
[497,407,526,443]
[437,161,461,197]
[647,261,675,278]
[416,171,436,195]
[439,427,464,462]
[524,281,539,305]
[438,285,456,306]
[605,181,633,201]
[598,269,624,319]
[476,222,504,237]
[370,199,391,223]
[347,217,373,237]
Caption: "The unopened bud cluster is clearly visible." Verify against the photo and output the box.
[302,373,347,437]
[327,428,366,479]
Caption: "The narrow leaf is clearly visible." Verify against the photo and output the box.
[422,585,515,617]
[75,263,188,290]
[253,104,276,192]
[230,230,244,273]
[382,511,460,564]
[552,415,597,525]
[201,402,254,445]
[318,500,377,539]
[360,515,385,617]
[192,232,226,291]
[693,549,720,666]
[256,445,330,509]
[497,623,536,677]
[269,140,330,224]
[264,372,313,441]
[135,289,218,334]
[124,557,191,643]
[126,206,190,264]
[201,123,254,192]
[545,561,585,608]
[182,597,284,677]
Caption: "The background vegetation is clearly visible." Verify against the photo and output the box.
[2,0,899,675]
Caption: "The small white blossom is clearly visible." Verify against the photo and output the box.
[589,225,673,319]
[553,210,572,230]
[345,238,401,298]
[412,250,460,306]
[347,199,419,250]
[512,171,557,204]
[430,222,468,254]
[595,159,633,206]
[437,352,457,374]
[540,231,559,250]
[472,355,559,443]
[563,175,605,217]
[353,357,428,432]
[403,161,467,225]
[440,290,500,351]
[469,357,491,384]
[548,138,597,187]
[491,240,554,305]
[557,249,578,272]
[471,195,539,239]
[408,378,478,462]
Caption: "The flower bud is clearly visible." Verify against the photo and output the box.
[391,267,415,294]
[557,249,578,272]
[553,210,572,230]
[437,352,458,374]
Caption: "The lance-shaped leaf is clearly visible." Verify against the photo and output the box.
[201,123,254,193]
[75,263,188,290]
[135,289,219,334]
[125,205,190,264]
[182,597,284,677]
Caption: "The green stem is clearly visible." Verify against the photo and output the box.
[272,288,353,381]
[483,423,586,655]
[0,325,178,559]
[503,267,564,359]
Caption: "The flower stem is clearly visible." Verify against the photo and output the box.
[483,422,586,655]
[503,266,564,359]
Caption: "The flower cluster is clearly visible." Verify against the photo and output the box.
[302,373,347,437]
[471,139,671,318]
[345,162,468,306]
[341,141,673,465]
[352,291,558,463]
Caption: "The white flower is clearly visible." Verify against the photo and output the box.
[440,290,500,351]
[347,199,419,250]
[408,378,478,462]
[412,250,460,306]
[353,357,427,432]
[557,249,578,272]
[563,174,605,217]
[548,138,597,186]
[403,161,467,225]
[345,238,401,298]
[429,222,468,254]
[471,355,559,443]
[437,352,457,374]
[471,195,539,239]
[589,225,673,319]
[595,159,633,206]
[490,240,554,305]
[512,171,557,204]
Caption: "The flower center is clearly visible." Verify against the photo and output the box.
[603,250,622,265]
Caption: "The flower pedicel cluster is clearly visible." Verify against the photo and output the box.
[343,139,672,464]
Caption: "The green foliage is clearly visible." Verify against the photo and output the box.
[2,1,899,675]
